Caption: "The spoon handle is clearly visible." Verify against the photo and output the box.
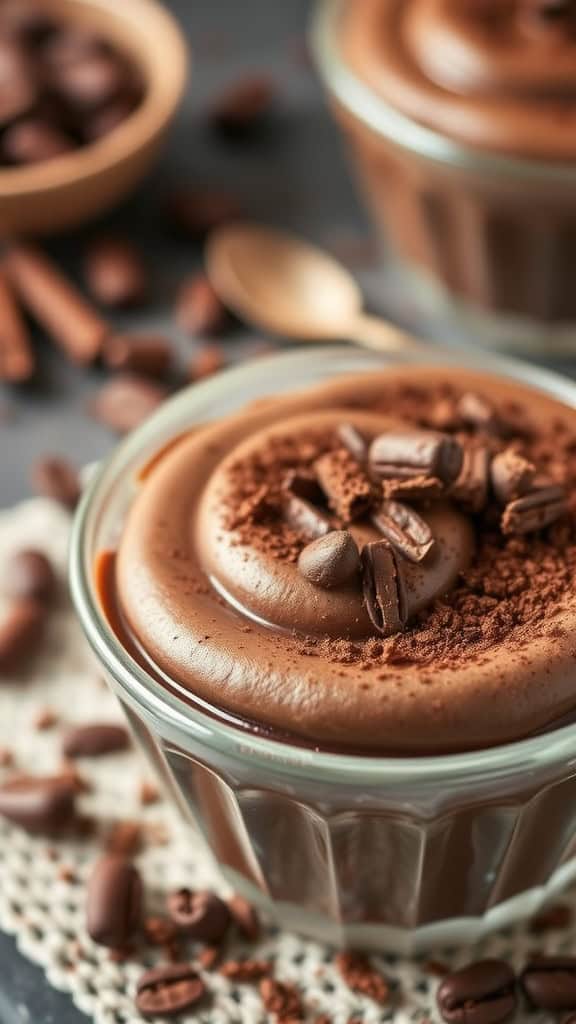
[350,313,425,353]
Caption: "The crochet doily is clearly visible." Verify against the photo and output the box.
[0,497,573,1024]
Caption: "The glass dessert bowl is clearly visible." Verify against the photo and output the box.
[310,0,576,355]
[70,346,576,953]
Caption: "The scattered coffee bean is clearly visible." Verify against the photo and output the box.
[4,549,55,602]
[90,374,168,434]
[362,540,408,636]
[298,531,360,588]
[0,774,76,833]
[165,187,241,238]
[491,449,536,504]
[259,978,303,1021]
[103,333,172,378]
[314,449,373,522]
[521,956,576,1010]
[86,854,143,948]
[530,902,573,933]
[283,493,332,541]
[501,483,567,534]
[32,455,80,509]
[220,959,272,982]
[167,888,231,942]
[176,274,227,336]
[2,116,74,164]
[211,75,274,138]
[450,446,491,513]
[0,599,47,671]
[370,430,463,486]
[372,500,435,563]
[337,422,368,464]
[136,963,206,1019]
[437,959,516,1024]
[336,951,390,1005]
[228,893,261,941]
[0,267,34,382]
[84,237,148,309]
[189,342,226,380]
[457,392,500,432]
[62,723,130,758]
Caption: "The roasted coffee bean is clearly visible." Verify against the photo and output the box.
[437,960,516,1024]
[372,500,435,563]
[228,893,261,941]
[84,237,148,309]
[369,430,463,485]
[314,448,373,522]
[0,774,76,833]
[337,422,368,464]
[189,343,226,380]
[4,549,55,602]
[90,374,168,434]
[86,854,143,948]
[32,455,80,509]
[62,723,130,758]
[176,274,227,336]
[211,75,274,138]
[450,446,491,513]
[136,963,206,1019]
[103,334,172,378]
[167,888,230,942]
[0,600,47,670]
[457,392,500,432]
[0,37,37,126]
[362,540,408,636]
[298,531,360,588]
[521,956,576,1010]
[501,483,567,534]
[491,449,536,504]
[283,494,332,541]
[165,188,241,239]
[2,117,74,164]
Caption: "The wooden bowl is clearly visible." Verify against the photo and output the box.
[0,0,189,236]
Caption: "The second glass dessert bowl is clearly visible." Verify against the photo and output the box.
[70,346,576,953]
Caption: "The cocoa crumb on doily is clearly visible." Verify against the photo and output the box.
[335,951,390,1004]
[259,977,303,1021]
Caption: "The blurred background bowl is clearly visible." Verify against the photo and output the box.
[0,0,189,236]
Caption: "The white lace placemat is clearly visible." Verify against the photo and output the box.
[0,497,573,1024]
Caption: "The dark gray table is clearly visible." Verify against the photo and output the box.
[0,1,367,1019]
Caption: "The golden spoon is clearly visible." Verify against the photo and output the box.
[205,222,424,353]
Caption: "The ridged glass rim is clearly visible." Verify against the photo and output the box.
[310,0,576,183]
[70,344,576,786]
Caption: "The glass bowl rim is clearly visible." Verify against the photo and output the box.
[309,0,576,184]
[69,343,576,786]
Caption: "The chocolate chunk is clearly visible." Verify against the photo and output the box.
[0,600,47,671]
[136,964,206,1019]
[372,500,435,563]
[491,449,536,504]
[84,237,148,309]
[437,960,517,1024]
[283,469,326,507]
[211,75,274,138]
[501,483,567,534]
[166,888,230,942]
[520,956,576,1010]
[369,430,463,485]
[176,274,227,336]
[189,342,226,380]
[335,951,390,1005]
[259,978,303,1021]
[62,723,130,758]
[32,455,80,509]
[165,188,241,239]
[0,774,76,833]
[220,959,271,982]
[457,392,500,432]
[337,422,368,464]
[383,475,443,501]
[228,893,261,941]
[4,549,55,602]
[283,494,332,541]
[450,446,491,513]
[103,334,172,378]
[298,531,360,588]
[362,540,408,636]
[314,449,373,522]
[86,854,143,948]
[90,374,168,434]
[2,117,74,164]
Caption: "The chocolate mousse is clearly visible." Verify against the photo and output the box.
[101,366,576,755]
